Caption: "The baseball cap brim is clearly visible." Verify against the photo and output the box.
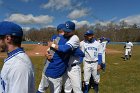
[0,21,23,37]
[62,28,73,32]
[57,24,65,31]
[84,33,94,36]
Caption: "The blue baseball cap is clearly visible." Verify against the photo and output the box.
[62,21,75,32]
[0,21,23,37]
[100,37,105,41]
[84,30,94,36]
[57,24,65,31]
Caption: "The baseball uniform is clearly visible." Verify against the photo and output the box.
[80,39,102,84]
[0,48,35,93]
[80,30,102,93]
[99,38,110,70]
[124,41,133,60]
[56,21,84,93]
[0,21,35,93]
[61,35,84,93]
[37,34,67,93]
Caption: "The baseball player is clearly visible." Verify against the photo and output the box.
[124,41,133,61]
[99,37,110,71]
[36,24,67,93]
[88,37,110,90]
[37,22,84,93]
[48,21,84,93]
[80,30,102,93]
[0,21,35,93]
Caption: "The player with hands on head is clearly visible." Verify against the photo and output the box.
[98,37,110,71]
[0,21,35,93]
[80,30,102,93]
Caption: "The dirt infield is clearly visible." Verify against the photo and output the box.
[0,44,48,57]
[22,44,48,56]
[0,44,122,57]
[23,44,122,56]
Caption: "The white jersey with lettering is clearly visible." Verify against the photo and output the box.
[80,40,102,84]
[80,40,102,62]
[0,48,35,93]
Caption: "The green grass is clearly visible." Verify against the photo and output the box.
[0,44,140,93]
[30,56,46,89]
[97,44,140,93]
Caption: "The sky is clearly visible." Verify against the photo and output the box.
[0,0,140,30]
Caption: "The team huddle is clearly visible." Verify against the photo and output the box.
[0,20,117,93]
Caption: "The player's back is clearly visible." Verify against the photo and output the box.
[125,42,133,48]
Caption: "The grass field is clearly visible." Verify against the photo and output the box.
[0,44,140,93]
[98,45,140,93]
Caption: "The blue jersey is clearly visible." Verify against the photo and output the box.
[45,34,68,78]
[45,35,84,78]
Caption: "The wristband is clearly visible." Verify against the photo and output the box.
[51,44,56,48]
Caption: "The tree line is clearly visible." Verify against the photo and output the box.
[23,22,140,42]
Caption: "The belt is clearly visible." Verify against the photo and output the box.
[86,61,97,63]
[71,62,81,67]
[126,48,131,49]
